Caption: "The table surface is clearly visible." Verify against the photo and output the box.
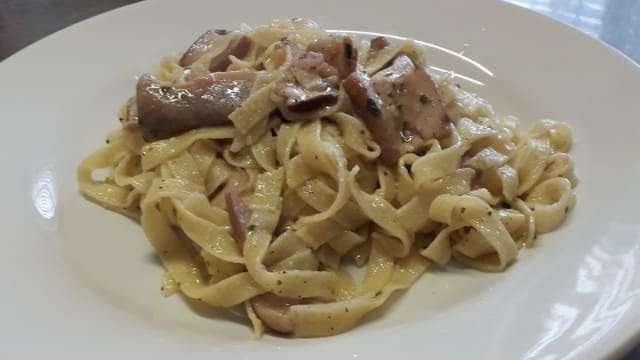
[1,0,639,358]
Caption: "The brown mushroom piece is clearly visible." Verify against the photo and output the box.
[225,191,252,248]
[307,36,358,79]
[211,169,250,208]
[371,54,450,141]
[272,40,340,114]
[368,36,390,58]
[178,29,251,72]
[179,29,228,67]
[136,71,256,142]
[209,35,252,72]
[274,83,339,113]
[342,71,403,164]
[251,293,301,334]
[343,54,450,164]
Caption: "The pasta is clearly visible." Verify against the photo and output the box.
[77,18,577,338]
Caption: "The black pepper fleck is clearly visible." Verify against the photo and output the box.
[366,98,381,116]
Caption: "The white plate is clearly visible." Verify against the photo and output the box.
[1,0,639,358]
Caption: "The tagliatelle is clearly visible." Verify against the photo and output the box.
[77,18,577,338]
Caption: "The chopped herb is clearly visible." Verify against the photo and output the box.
[105,139,110,144]
[160,286,164,291]
[487,211,493,216]
[247,224,257,231]
[214,29,229,35]
[118,117,124,122]
[344,42,353,59]
[345,308,349,313]
[374,290,382,297]
[419,94,430,104]
[461,207,466,213]
[276,280,282,285]
[366,98,381,116]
